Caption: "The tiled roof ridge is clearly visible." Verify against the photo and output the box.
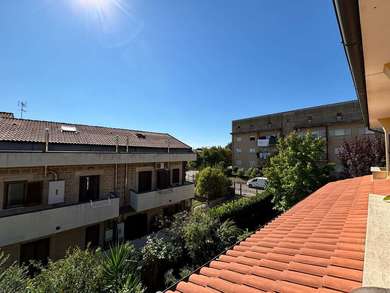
[0,116,171,136]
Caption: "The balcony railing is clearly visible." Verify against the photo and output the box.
[129,183,194,212]
[0,196,119,247]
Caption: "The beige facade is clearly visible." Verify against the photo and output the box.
[232,100,372,172]
[0,159,195,264]
[0,114,195,264]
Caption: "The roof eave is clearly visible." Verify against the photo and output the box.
[333,0,370,129]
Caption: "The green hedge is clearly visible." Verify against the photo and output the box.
[208,192,278,230]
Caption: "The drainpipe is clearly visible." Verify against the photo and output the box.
[115,164,118,193]
[382,128,390,178]
[379,118,390,178]
[124,164,128,202]
[45,128,49,152]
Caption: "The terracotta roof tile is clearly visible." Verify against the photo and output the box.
[169,176,390,293]
[0,117,191,149]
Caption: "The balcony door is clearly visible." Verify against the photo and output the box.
[79,175,99,202]
[20,238,50,274]
[138,171,152,193]
[156,169,170,190]
[85,224,100,249]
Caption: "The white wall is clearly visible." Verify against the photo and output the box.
[0,197,119,247]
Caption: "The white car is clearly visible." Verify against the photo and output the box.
[247,177,268,189]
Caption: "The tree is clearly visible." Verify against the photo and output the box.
[195,167,231,200]
[263,132,333,212]
[337,134,385,178]
[191,146,232,170]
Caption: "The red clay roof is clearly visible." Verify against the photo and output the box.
[167,176,390,293]
[0,117,191,149]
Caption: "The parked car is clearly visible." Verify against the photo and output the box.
[247,177,268,189]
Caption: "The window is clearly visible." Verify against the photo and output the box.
[79,175,100,202]
[236,160,242,166]
[249,161,256,167]
[250,136,255,141]
[330,128,351,137]
[249,148,256,153]
[236,137,242,142]
[172,168,180,185]
[138,171,152,193]
[336,112,343,121]
[236,148,241,153]
[307,116,312,123]
[4,181,42,209]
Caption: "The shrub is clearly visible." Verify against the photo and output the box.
[0,251,28,293]
[263,132,333,212]
[244,167,260,179]
[236,168,245,178]
[195,167,231,200]
[31,247,103,293]
[141,235,182,291]
[208,192,276,230]
[182,212,242,265]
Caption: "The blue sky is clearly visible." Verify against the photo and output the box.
[0,0,355,148]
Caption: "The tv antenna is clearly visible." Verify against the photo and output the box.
[18,101,27,118]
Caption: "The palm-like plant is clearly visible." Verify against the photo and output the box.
[0,251,29,293]
[101,243,144,293]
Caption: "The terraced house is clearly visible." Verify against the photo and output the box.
[0,112,195,265]
[232,100,373,172]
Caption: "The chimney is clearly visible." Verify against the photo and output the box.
[0,112,14,119]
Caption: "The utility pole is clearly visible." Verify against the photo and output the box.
[17,100,27,118]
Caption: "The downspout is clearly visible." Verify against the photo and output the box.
[45,128,49,152]
[115,135,119,153]
[379,118,390,178]
[115,164,118,193]
[385,130,389,177]
[124,164,128,203]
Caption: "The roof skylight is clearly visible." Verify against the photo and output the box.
[61,125,77,132]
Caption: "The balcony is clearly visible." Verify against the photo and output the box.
[129,183,194,212]
[0,196,119,247]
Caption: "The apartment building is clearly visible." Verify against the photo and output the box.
[232,100,373,172]
[0,112,195,265]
